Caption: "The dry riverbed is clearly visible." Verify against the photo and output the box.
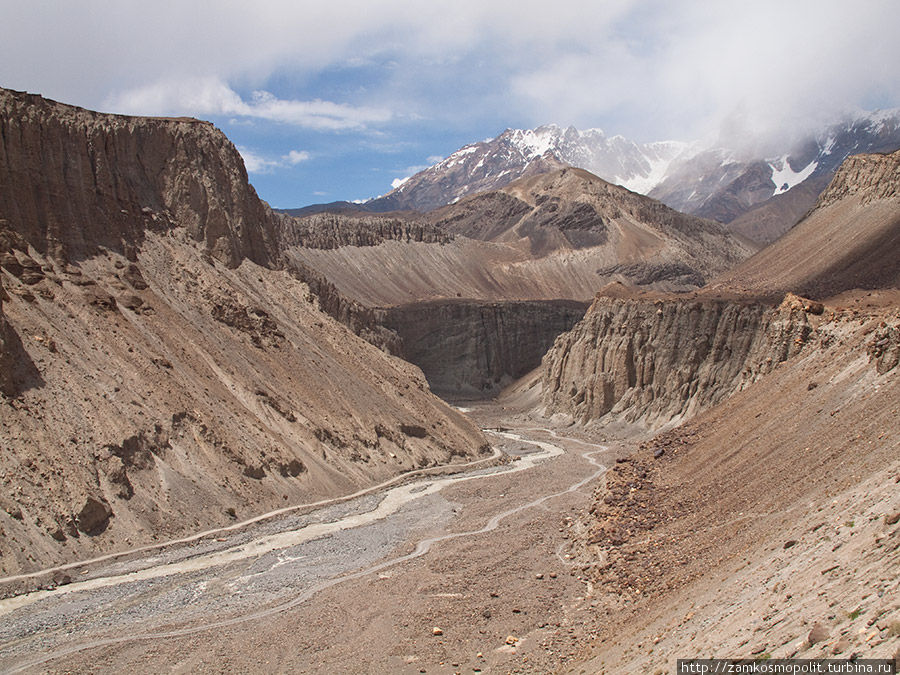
[0,403,618,674]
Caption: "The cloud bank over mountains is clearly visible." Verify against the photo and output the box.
[2,0,897,205]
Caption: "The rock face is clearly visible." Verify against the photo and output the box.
[380,300,588,396]
[0,272,11,396]
[277,213,452,249]
[0,89,275,267]
[542,292,816,426]
[814,148,900,208]
[0,87,488,576]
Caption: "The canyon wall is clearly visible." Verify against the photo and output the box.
[542,292,820,427]
[382,299,589,397]
[0,90,275,268]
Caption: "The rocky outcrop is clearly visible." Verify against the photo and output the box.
[277,212,451,249]
[542,292,818,426]
[382,299,588,397]
[0,88,275,267]
[0,270,12,396]
[813,148,900,209]
[706,149,900,300]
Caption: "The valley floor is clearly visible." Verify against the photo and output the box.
[0,405,621,674]
[1,374,898,674]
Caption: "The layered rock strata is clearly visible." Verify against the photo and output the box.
[542,292,819,427]
[380,300,589,396]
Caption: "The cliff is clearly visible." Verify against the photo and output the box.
[541,292,820,427]
[380,299,588,396]
[277,212,452,250]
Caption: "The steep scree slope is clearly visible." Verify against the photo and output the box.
[707,149,900,299]
[284,168,756,307]
[565,301,900,672]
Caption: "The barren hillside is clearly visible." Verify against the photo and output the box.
[284,168,755,308]
[0,88,487,577]
[707,149,900,299]
[534,147,900,670]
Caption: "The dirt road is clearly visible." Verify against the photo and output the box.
[0,405,616,674]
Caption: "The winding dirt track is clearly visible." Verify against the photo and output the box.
[0,417,613,674]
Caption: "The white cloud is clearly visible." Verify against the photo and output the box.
[238,146,311,174]
[238,147,280,174]
[2,0,898,145]
[284,150,311,165]
[391,177,409,189]
[105,77,391,130]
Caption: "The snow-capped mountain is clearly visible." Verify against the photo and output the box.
[649,110,900,240]
[297,111,900,243]
[371,124,693,213]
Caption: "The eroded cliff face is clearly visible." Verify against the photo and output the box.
[382,300,588,397]
[0,272,11,396]
[0,89,275,267]
[542,292,821,427]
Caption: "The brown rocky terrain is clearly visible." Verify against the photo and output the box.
[541,290,819,428]
[378,299,588,397]
[281,167,754,398]
[0,88,487,577]
[285,168,755,308]
[707,149,900,300]
[530,146,900,670]
[564,296,900,672]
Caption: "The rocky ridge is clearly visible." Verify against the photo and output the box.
[317,112,900,246]
[707,149,900,300]
[281,168,754,398]
[542,148,900,428]
[0,89,274,268]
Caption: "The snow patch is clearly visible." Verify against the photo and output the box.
[391,176,410,190]
[769,155,817,196]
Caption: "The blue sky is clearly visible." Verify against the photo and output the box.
[2,1,899,208]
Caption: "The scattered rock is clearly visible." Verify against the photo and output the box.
[432,627,443,636]
[885,512,900,526]
[123,264,148,290]
[278,459,306,477]
[807,623,829,646]
[400,424,428,438]
[505,635,518,645]
[75,497,112,535]
[783,540,798,549]
[243,465,266,480]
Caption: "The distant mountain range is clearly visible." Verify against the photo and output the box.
[286,111,900,244]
